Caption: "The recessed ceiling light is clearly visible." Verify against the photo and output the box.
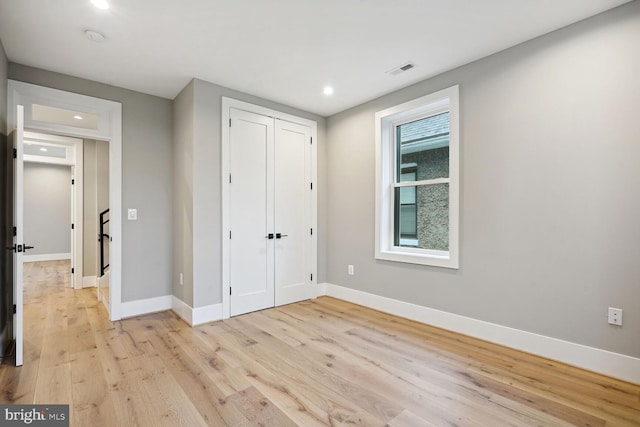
[91,0,109,10]
[323,86,334,96]
[40,148,48,152]
[73,115,83,120]
[85,29,106,43]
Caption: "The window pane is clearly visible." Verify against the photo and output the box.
[395,183,449,250]
[32,104,100,130]
[24,143,67,159]
[394,186,417,246]
[396,112,450,181]
[400,205,416,236]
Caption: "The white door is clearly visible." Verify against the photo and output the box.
[229,109,275,316]
[12,105,25,366]
[229,110,312,316]
[274,119,313,306]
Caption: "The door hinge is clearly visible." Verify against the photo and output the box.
[71,268,75,274]
[229,230,232,239]
[12,304,16,314]
[229,287,232,295]
[310,137,313,144]
[310,274,313,281]
[13,226,17,237]
[71,223,74,230]
[310,228,313,236]
[13,148,17,159]
[229,118,232,127]
[72,179,75,185]
[229,173,232,183]
[310,182,313,190]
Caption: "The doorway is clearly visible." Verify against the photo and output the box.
[22,131,83,289]
[6,81,122,366]
[7,80,122,320]
[222,98,318,318]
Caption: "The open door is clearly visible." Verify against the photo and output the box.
[12,105,25,366]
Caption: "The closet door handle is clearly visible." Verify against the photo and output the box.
[265,233,274,239]
[275,233,288,239]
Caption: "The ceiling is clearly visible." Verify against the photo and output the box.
[0,0,631,117]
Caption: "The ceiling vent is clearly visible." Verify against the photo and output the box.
[387,62,416,76]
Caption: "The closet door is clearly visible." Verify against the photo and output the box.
[229,108,275,316]
[274,119,313,306]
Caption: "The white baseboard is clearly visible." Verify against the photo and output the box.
[316,282,327,297]
[320,283,640,384]
[121,295,172,319]
[171,296,222,326]
[23,252,71,262]
[82,276,97,288]
[171,296,192,325]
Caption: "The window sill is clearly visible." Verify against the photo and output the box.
[376,249,458,269]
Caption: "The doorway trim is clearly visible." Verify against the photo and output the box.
[22,131,84,290]
[8,80,123,320]
[221,97,318,319]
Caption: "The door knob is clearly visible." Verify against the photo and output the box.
[275,233,288,239]
[265,233,274,239]
[24,245,35,251]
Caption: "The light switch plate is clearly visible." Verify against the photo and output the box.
[128,208,137,220]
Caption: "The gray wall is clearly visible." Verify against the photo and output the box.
[326,2,640,357]
[0,37,10,352]
[172,81,194,305]
[84,139,110,278]
[83,140,97,275]
[23,162,71,255]
[173,78,327,308]
[96,140,109,275]
[9,64,173,302]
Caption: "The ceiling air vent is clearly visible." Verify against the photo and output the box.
[387,62,416,76]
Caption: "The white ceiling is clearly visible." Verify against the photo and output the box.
[0,0,631,116]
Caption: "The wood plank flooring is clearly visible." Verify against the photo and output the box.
[1,260,639,426]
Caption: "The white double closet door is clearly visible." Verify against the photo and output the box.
[229,108,313,316]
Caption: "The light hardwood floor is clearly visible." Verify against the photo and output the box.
[1,260,639,426]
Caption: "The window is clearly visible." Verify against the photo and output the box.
[375,85,459,268]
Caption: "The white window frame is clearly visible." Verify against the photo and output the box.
[375,85,459,269]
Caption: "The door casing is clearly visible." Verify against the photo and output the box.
[8,80,123,320]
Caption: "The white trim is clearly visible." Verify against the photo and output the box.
[82,276,97,288]
[23,253,71,262]
[221,97,318,319]
[321,283,640,384]
[375,85,459,269]
[9,80,123,321]
[316,282,328,298]
[192,304,223,326]
[171,296,193,325]
[121,295,172,319]
[170,296,223,326]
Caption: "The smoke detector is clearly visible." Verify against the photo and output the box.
[386,62,416,76]
[85,30,106,43]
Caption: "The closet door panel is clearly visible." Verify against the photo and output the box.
[274,120,312,306]
[229,109,275,316]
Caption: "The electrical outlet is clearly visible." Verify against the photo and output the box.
[608,307,623,326]
[127,208,137,220]
[348,265,354,275]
